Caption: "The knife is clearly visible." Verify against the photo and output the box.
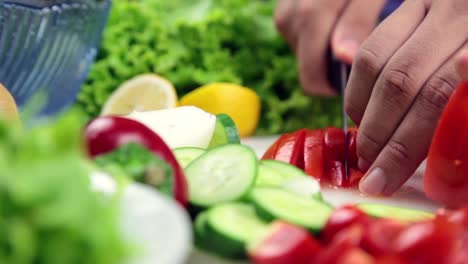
[327,49,351,182]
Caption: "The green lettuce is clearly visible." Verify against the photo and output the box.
[0,111,129,264]
[77,0,342,135]
[94,143,174,196]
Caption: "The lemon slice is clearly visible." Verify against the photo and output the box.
[101,74,178,116]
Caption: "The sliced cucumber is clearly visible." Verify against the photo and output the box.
[194,211,211,250]
[256,160,322,200]
[281,177,322,200]
[186,144,258,207]
[261,160,306,178]
[208,114,240,148]
[250,187,333,233]
[173,147,205,168]
[357,203,434,222]
[204,203,269,259]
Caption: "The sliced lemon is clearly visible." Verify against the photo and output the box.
[0,83,19,121]
[179,83,261,137]
[101,74,177,116]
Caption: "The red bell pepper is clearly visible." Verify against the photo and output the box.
[85,116,189,207]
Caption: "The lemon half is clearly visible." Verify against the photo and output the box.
[101,74,177,116]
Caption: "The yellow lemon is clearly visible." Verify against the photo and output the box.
[101,74,177,116]
[0,83,19,121]
[179,83,261,137]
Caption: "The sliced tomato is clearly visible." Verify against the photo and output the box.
[362,219,406,256]
[248,221,322,264]
[316,239,355,264]
[348,168,365,187]
[375,255,407,264]
[321,205,370,244]
[424,81,468,208]
[393,215,458,264]
[274,129,307,169]
[336,248,375,264]
[332,224,365,247]
[347,128,359,169]
[324,127,346,163]
[304,129,325,180]
[327,161,346,187]
[262,134,285,160]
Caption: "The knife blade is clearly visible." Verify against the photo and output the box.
[327,50,351,182]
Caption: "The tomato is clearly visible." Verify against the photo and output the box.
[347,128,359,169]
[262,134,286,160]
[332,224,365,246]
[362,219,406,256]
[274,129,307,169]
[85,116,189,207]
[393,216,458,264]
[324,127,346,163]
[248,221,322,264]
[321,205,370,244]
[348,168,365,187]
[304,129,325,179]
[336,248,376,264]
[316,239,356,264]
[424,81,468,208]
[327,161,346,187]
[375,255,407,264]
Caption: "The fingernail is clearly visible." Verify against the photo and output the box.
[359,167,387,195]
[358,158,371,172]
[335,40,359,63]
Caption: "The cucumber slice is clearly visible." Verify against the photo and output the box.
[186,144,258,207]
[250,187,333,233]
[204,203,268,259]
[256,160,322,200]
[281,177,322,200]
[357,203,434,222]
[208,114,240,148]
[173,147,205,168]
[194,211,211,250]
[261,160,305,178]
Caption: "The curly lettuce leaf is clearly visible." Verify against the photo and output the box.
[0,111,129,264]
[77,0,342,134]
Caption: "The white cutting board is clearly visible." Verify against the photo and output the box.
[186,136,441,264]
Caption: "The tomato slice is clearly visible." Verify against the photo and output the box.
[316,239,355,264]
[324,127,346,163]
[375,255,407,264]
[304,129,325,180]
[321,205,370,244]
[348,168,365,187]
[262,134,285,160]
[336,248,376,264]
[347,128,359,169]
[274,129,307,169]
[248,221,322,264]
[362,219,406,256]
[393,215,458,264]
[327,161,346,187]
[424,81,468,208]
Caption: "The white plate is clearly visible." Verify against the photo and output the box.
[91,172,193,264]
[187,136,442,264]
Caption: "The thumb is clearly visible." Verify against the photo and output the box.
[332,0,386,64]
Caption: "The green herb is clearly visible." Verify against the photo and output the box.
[77,0,342,135]
[0,111,129,264]
[94,143,174,196]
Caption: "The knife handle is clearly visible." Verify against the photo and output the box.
[327,48,351,95]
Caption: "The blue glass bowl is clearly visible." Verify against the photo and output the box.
[0,0,111,116]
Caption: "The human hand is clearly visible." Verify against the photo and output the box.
[457,50,468,80]
[274,0,386,96]
[343,0,468,196]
